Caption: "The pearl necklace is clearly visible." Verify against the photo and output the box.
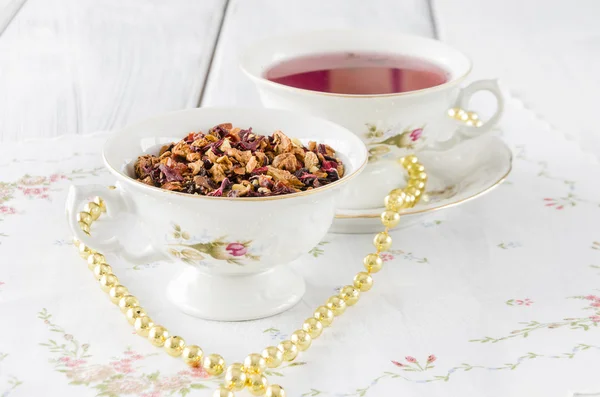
[74,155,427,397]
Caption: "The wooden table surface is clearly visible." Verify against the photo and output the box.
[0,0,598,158]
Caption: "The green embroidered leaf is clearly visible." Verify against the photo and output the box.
[190,384,208,389]
[265,371,283,376]
[288,361,306,367]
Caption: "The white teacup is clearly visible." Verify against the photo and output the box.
[241,30,504,210]
[66,108,367,321]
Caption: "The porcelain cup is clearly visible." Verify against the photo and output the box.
[66,107,367,321]
[241,30,504,210]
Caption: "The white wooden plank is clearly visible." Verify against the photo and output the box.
[0,0,226,142]
[432,0,600,159]
[201,0,434,107]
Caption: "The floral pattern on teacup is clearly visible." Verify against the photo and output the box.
[166,224,260,266]
[365,123,425,162]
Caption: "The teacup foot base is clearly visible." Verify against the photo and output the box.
[166,266,305,321]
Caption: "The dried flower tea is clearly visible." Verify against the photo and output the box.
[134,123,345,197]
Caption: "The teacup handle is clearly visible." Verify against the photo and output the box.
[425,79,504,151]
[66,183,166,264]
[454,79,504,137]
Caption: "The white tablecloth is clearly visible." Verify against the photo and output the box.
[0,97,599,397]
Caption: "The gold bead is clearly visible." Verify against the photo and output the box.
[399,155,418,166]
[302,318,323,339]
[87,253,106,270]
[72,237,80,246]
[78,242,94,259]
[401,192,416,209]
[246,373,268,396]
[353,272,373,292]
[84,202,102,221]
[277,340,298,362]
[125,306,146,325]
[325,296,347,316]
[363,253,383,273]
[339,285,360,306]
[93,196,106,212]
[118,295,139,313]
[93,264,112,280]
[148,325,169,347]
[290,330,312,351]
[243,353,266,374]
[261,346,283,368]
[380,210,400,228]
[213,386,234,397]
[404,186,422,200]
[134,316,154,337]
[407,179,426,190]
[203,354,225,376]
[373,232,392,252]
[447,107,462,118]
[164,336,186,357]
[266,385,286,397]
[78,221,91,235]
[77,211,92,225]
[225,363,247,391]
[384,192,406,212]
[313,306,334,327]
[414,171,427,182]
[99,273,119,292]
[109,285,129,304]
[406,163,425,175]
[182,345,203,367]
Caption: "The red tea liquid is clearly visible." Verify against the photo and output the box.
[265,52,449,95]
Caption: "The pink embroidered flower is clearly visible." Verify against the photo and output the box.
[585,295,600,301]
[59,357,71,363]
[589,315,600,323]
[405,356,417,363]
[427,354,437,364]
[65,359,86,368]
[226,242,247,257]
[66,365,115,383]
[106,378,149,394]
[131,353,144,360]
[515,298,534,306]
[0,281,5,287]
[64,334,73,341]
[49,174,67,183]
[380,253,394,262]
[0,206,16,215]
[18,175,47,185]
[591,302,600,308]
[141,392,162,397]
[409,128,423,141]
[189,367,208,378]
[391,360,404,367]
[156,376,191,391]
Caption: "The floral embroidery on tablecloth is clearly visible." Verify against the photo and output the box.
[38,308,306,396]
[309,240,329,257]
[497,241,522,249]
[391,355,436,372]
[0,352,22,396]
[506,298,534,306]
[381,250,428,264]
[0,168,105,222]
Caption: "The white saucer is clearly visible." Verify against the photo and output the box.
[332,136,512,234]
